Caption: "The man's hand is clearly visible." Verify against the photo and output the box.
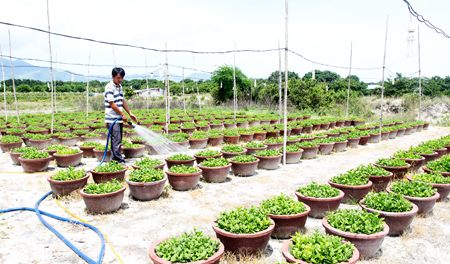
[121,114,128,122]
[129,113,138,123]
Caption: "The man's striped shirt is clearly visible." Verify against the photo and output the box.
[104,81,124,123]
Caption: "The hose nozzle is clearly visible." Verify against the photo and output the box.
[127,121,137,128]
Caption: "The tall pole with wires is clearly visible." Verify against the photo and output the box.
[233,43,237,118]
[54,53,57,113]
[165,43,170,130]
[182,67,186,114]
[0,44,7,121]
[8,31,19,123]
[417,26,422,120]
[278,40,282,123]
[283,0,289,167]
[46,0,54,132]
[379,16,389,135]
[192,55,201,111]
[346,42,353,119]
[145,56,149,113]
[86,52,91,117]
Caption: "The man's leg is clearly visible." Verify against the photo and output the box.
[107,122,125,164]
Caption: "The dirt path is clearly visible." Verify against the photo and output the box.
[1,126,450,264]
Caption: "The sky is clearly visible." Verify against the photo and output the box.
[0,0,449,83]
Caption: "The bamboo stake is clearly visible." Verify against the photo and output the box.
[54,53,57,113]
[182,67,186,114]
[0,44,7,121]
[86,52,91,117]
[418,26,422,120]
[283,0,289,167]
[192,55,201,111]
[145,55,149,113]
[278,40,282,123]
[233,43,237,118]
[165,43,170,130]
[346,42,353,119]
[46,0,54,132]
[379,16,389,135]
[8,31,19,123]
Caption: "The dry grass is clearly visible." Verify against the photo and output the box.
[55,188,83,202]
[190,188,205,199]
[220,252,266,264]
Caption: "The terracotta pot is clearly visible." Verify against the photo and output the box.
[149,235,224,264]
[423,123,430,130]
[299,146,319,159]
[181,127,196,134]
[267,204,311,239]
[0,141,23,153]
[422,165,450,177]
[280,150,304,164]
[400,157,426,172]
[388,130,398,139]
[122,146,146,158]
[290,128,302,135]
[333,121,343,127]
[165,170,202,191]
[254,154,282,170]
[196,126,210,132]
[380,132,389,141]
[343,120,352,127]
[93,149,111,162]
[10,152,21,165]
[131,163,165,171]
[230,159,259,176]
[374,163,411,180]
[318,143,335,155]
[407,175,450,202]
[299,137,314,142]
[188,138,208,149]
[404,127,413,135]
[80,186,126,214]
[208,136,223,146]
[294,190,344,218]
[368,172,394,192]
[302,126,313,133]
[165,157,196,169]
[416,124,424,132]
[26,130,49,135]
[263,142,283,151]
[270,120,278,125]
[312,124,321,131]
[353,120,365,126]
[240,133,254,143]
[328,180,373,204]
[248,121,260,127]
[212,219,274,256]
[21,136,32,147]
[445,145,450,155]
[210,124,224,131]
[411,126,418,133]
[54,152,83,167]
[80,135,101,143]
[434,148,447,159]
[58,137,78,147]
[325,133,340,138]
[126,178,167,201]
[387,187,440,215]
[368,133,381,143]
[223,123,237,129]
[194,153,223,164]
[358,135,370,145]
[285,139,299,146]
[236,122,248,128]
[360,199,418,236]
[282,239,359,264]
[18,156,52,172]
[29,138,52,150]
[265,131,279,139]
[90,168,127,183]
[260,120,270,125]
[167,129,180,135]
[344,138,359,149]
[415,152,438,163]
[223,135,240,144]
[79,146,96,158]
[320,123,330,130]
[47,173,89,196]
[396,128,405,137]
[198,164,232,183]
[332,140,348,152]
[221,150,247,159]
[244,146,267,156]
[253,132,267,141]
[279,129,292,137]
[322,218,389,259]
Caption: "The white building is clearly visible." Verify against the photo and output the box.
[134,87,165,97]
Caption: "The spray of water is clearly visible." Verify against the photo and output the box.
[133,124,188,155]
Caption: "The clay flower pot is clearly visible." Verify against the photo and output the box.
[188,138,208,149]
[318,142,335,155]
[81,135,101,143]
[18,156,52,172]
[244,146,267,156]
[368,172,394,192]
[415,152,438,163]
[434,148,447,159]
[221,150,247,159]
[327,180,373,204]
[58,136,78,147]
[126,177,167,201]
[282,239,359,264]
[131,163,165,171]
[400,157,426,172]
[368,133,381,143]
[90,168,127,183]
[194,153,223,164]
[267,204,311,239]
[79,146,96,158]
[54,152,83,167]
[148,235,225,264]
[380,132,389,140]
[93,149,111,162]
[0,141,23,153]
[294,190,345,218]
[122,145,146,158]
[240,133,254,143]
[198,164,232,183]
[80,186,126,214]
[170,141,189,148]
[291,128,302,135]
[47,173,90,196]
[320,123,330,130]
[223,123,236,130]
[210,124,224,131]
[29,138,52,150]
[345,137,360,148]
[165,157,196,169]
[386,186,440,215]
[280,150,304,164]
[404,127,413,135]
[253,132,267,141]
[374,163,411,180]
[312,124,321,131]
[322,218,389,259]
[165,169,202,191]
[325,132,340,138]
[299,146,319,159]
[359,199,418,236]
[388,130,398,139]
[196,125,210,132]
[357,135,369,146]
[181,127,196,134]
[302,126,313,133]
[223,135,240,144]
[396,128,406,137]
[10,152,21,165]
[279,129,292,137]
[265,131,279,139]
[264,142,284,150]
[208,136,223,146]
[407,175,450,202]
[230,159,259,176]
[255,154,282,170]
[212,219,274,256]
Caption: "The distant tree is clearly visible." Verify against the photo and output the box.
[210,65,250,104]
[124,86,135,99]
[16,84,31,93]
[303,70,341,84]
[266,71,299,85]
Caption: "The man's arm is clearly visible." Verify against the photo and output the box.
[109,101,128,122]
[122,99,138,123]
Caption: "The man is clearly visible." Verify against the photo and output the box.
[104,67,137,165]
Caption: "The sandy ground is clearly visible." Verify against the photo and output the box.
[1,126,450,264]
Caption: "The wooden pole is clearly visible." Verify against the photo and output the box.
[54,53,57,113]
[418,25,422,120]
[112,44,117,67]
[182,67,186,114]
[46,0,54,132]
[233,42,237,118]
[165,43,170,130]
[145,55,149,113]
[346,42,353,119]
[278,40,282,123]
[0,44,7,121]
[192,55,201,111]
[8,31,19,123]
[86,52,91,117]
[379,16,389,135]
[283,0,289,167]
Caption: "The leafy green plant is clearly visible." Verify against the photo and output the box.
[210,119,223,125]
[52,167,86,181]
[390,181,436,198]
[419,139,446,150]
[200,157,229,167]
[168,165,199,174]
[375,158,408,167]
[135,157,163,167]
[362,192,413,213]
[11,146,36,153]
[297,182,340,198]
[84,178,123,194]
[167,153,194,161]
[4,128,25,133]
[409,146,435,154]
[73,129,89,134]
[122,143,143,148]
[196,149,220,157]
[290,229,354,264]
[222,129,239,136]
[80,141,101,147]
[298,134,314,139]
[215,206,272,234]
[327,209,385,234]
[245,141,265,148]
[230,154,258,163]
[255,149,281,157]
[412,172,450,184]
[132,136,146,141]
[84,132,100,137]
[279,144,301,152]
[264,137,284,143]
[189,134,207,140]
[21,150,49,159]
[155,228,220,263]
[93,160,125,172]
[313,137,335,144]
[259,193,306,215]
[56,148,81,155]
[353,164,390,176]
[30,134,51,140]
[330,170,369,186]
[173,132,189,139]
[296,141,318,147]
[393,150,422,160]
[1,135,21,143]
[182,122,195,129]
[58,133,77,138]
[94,145,111,151]
[128,166,165,182]
[222,145,244,153]
[22,133,34,138]
[26,126,46,131]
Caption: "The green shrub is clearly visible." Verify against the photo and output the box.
[330,170,369,186]
[196,149,220,157]
[362,192,413,213]
[223,119,236,124]
[393,150,422,160]
[182,122,195,129]
[353,164,390,176]
[189,134,207,140]
[409,146,435,154]
[84,178,123,194]
[52,167,86,181]
[135,157,163,167]
[168,165,199,174]
[222,129,239,136]
[245,142,265,148]
[412,172,450,184]
[222,145,244,153]
[11,146,36,153]
[264,137,284,144]
[375,158,408,167]
[93,160,125,172]
[327,209,385,234]
[122,143,143,148]
[1,135,21,143]
[296,141,318,147]
[255,149,281,157]
[26,126,46,131]
[46,144,68,151]
[259,193,306,215]
[313,137,335,144]
[80,141,101,147]
[128,166,165,182]
[279,144,301,152]
[230,154,258,163]
[390,181,436,198]
[56,148,81,155]
[58,133,77,138]
[84,132,100,137]
[21,150,49,159]
[200,157,229,167]
[215,206,272,234]
[30,134,51,140]
[4,128,25,133]
[297,182,340,198]
[167,153,194,161]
